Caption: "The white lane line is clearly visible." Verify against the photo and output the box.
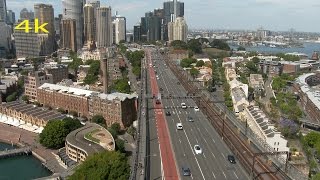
[223,171,227,179]
[204,138,208,144]
[205,127,209,133]
[211,172,216,179]
[191,174,194,179]
[211,152,216,158]
[179,139,181,143]
[212,139,216,143]
[195,138,199,144]
[234,172,239,179]
[221,153,225,158]
[197,127,200,132]
[203,153,206,158]
[191,128,193,132]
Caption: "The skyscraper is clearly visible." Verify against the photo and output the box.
[6,10,15,25]
[62,0,84,51]
[90,1,100,43]
[113,15,126,44]
[54,14,62,37]
[163,0,184,41]
[173,17,187,42]
[133,24,141,42]
[0,0,6,23]
[20,8,34,20]
[84,4,95,43]
[60,19,77,51]
[34,3,55,54]
[96,6,112,48]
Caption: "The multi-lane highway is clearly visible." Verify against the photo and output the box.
[147,49,249,180]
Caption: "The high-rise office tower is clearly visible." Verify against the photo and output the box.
[0,22,11,51]
[62,0,84,51]
[34,3,55,55]
[167,21,174,42]
[173,17,187,42]
[89,0,100,43]
[0,0,6,23]
[20,8,34,20]
[113,15,126,44]
[14,21,49,57]
[6,10,15,25]
[133,24,141,42]
[84,4,95,43]
[54,14,62,37]
[163,0,184,41]
[96,6,112,48]
[60,19,77,52]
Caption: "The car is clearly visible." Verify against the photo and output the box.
[159,88,163,91]
[194,106,199,112]
[176,123,183,130]
[169,94,172,98]
[194,145,202,154]
[156,99,161,104]
[181,167,191,176]
[227,155,236,164]
[187,116,194,122]
[165,111,171,116]
[181,103,187,109]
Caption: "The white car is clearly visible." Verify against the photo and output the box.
[176,123,183,130]
[181,103,187,109]
[194,145,202,154]
[194,106,199,112]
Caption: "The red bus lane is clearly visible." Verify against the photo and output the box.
[147,52,179,180]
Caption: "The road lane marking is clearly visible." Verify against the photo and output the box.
[221,153,225,158]
[212,139,216,143]
[211,172,216,179]
[197,127,200,132]
[179,139,181,143]
[204,138,207,144]
[203,153,206,158]
[223,171,227,179]
[191,174,194,179]
[195,138,199,144]
[211,152,216,158]
[234,172,239,179]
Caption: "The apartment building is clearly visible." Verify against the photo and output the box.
[36,83,137,128]
[43,64,68,83]
[25,71,53,102]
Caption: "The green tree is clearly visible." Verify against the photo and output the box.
[187,39,202,54]
[195,60,205,67]
[312,173,320,180]
[39,118,82,149]
[115,139,126,153]
[190,68,200,78]
[39,120,69,149]
[304,132,320,148]
[237,46,246,51]
[180,58,197,68]
[22,95,29,102]
[110,123,121,134]
[209,39,231,51]
[113,79,130,93]
[84,61,100,85]
[171,40,188,50]
[6,92,17,102]
[68,151,130,180]
[127,126,136,137]
[92,115,106,125]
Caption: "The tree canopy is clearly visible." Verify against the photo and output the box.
[187,39,202,54]
[180,58,197,68]
[276,53,300,61]
[237,46,246,51]
[91,115,106,126]
[6,92,17,102]
[209,39,231,51]
[39,118,83,149]
[84,60,100,85]
[112,78,130,93]
[195,60,205,67]
[171,40,188,50]
[190,67,200,78]
[126,50,144,78]
[68,151,130,180]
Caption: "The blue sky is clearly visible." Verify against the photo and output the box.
[6,0,320,32]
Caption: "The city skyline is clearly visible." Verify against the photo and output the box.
[5,0,320,32]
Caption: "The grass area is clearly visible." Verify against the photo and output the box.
[84,129,101,143]
[203,48,230,58]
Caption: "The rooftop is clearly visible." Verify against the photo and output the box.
[1,101,66,121]
[66,123,115,155]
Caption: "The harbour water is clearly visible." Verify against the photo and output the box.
[0,142,51,180]
[232,42,320,57]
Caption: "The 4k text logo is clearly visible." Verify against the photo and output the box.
[14,18,49,33]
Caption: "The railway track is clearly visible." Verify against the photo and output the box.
[164,56,289,180]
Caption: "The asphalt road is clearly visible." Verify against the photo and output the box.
[149,50,249,180]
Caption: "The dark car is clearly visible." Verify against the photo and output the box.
[182,167,191,176]
[165,111,171,116]
[155,99,161,104]
[187,116,194,122]
[159,88,163,91]
[228,155,236,164]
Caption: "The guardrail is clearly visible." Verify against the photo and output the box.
[163,55,307,180]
